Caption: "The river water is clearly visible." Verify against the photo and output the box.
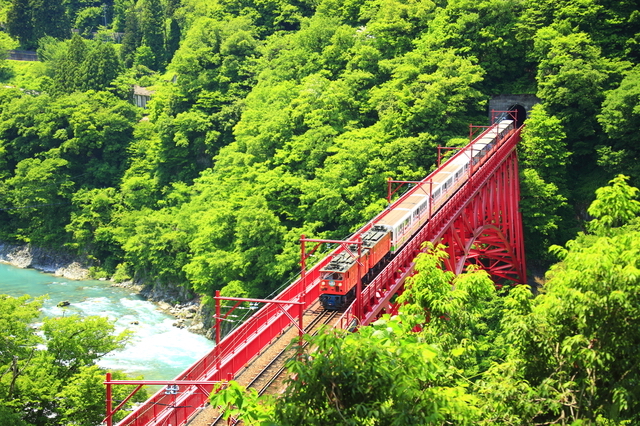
[0,263,214,380]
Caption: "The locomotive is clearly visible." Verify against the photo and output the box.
[318,119,516,310]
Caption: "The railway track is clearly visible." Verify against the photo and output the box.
[207,306,341,426]
[251,308,339,396]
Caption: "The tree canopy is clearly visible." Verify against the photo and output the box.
[213,176,640,425]
[0,0,637,328]
[0,294,148,425]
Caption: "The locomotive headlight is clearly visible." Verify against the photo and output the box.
[329,280,335,287]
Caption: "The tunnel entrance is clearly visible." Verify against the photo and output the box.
[488,94,540,127]
[508,104,527,128]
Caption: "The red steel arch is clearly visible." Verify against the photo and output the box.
[440,146,525,283]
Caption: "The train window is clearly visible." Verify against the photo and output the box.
[321,272,343,281]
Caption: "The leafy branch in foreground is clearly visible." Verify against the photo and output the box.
[0,294,147,426]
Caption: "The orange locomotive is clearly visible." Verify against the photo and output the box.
[318,226,391,309]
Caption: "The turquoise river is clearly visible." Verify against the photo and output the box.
[0,263,214,380]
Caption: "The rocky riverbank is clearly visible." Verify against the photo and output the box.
[0,242,90,280]
[0,242,212,338]
[113,280,211,337]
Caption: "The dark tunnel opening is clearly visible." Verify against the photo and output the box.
[508,104,527,128]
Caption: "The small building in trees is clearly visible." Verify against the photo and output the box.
[6,50,39,61]
[133,85,154,108]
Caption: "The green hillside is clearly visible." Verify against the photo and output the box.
[2,0,640,424]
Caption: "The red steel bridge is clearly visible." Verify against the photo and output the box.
[106,112,526,426]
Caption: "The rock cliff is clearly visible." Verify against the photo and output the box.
[0,242,89,280]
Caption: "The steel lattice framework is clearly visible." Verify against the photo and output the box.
[110,120,525,426]
[439,148,525,283]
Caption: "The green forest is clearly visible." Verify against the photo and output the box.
[0,0,640,424]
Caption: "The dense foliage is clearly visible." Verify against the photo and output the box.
[0,0,636,300]
[0,295,148,425]
[0,0,639,423]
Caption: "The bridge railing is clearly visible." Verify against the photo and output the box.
[118,245,339,425]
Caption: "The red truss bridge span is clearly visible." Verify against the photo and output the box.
[110,112,526,426]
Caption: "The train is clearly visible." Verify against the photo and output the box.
[318,118,516,310]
